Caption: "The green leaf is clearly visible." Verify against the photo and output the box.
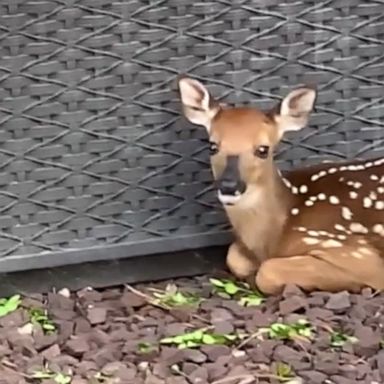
[330,332,358,347]
[33,373,51,379]
[267,320,313,341]
[209,278,225,287]
[236,333,249,340]
[153,288,202,308]
[32,371,54,379]
[238,294,264,307]
[185,340,200,348]
[29,307,56,334]
[201,334,218,345]
[240,281,251,290]
[223,282,240,295]
[54,373,71,384]
[138,342,153,353]
[173,335,188,344]
[172,292,187,304]
[224,334,238,341]
[216,291,231,299]
[160,330,203,346]
[160,329,242,348]
[6,295,21,309]
[270,323,290,338]
[275,362,294,378]
[299,327,313,338]
[0,295,21,317]
[43,323,56,331]
[188,330,204,341]
[201,334,227,345]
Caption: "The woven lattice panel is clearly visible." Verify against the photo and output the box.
[0,0,383,270]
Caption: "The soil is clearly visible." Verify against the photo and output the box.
[1,271,384,384]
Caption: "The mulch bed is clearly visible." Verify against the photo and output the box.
[1,272,384,384]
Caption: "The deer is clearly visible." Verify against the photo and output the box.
[177,75,384,295]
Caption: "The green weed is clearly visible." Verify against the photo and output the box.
[209,278,264,306]
[0,295,21,317]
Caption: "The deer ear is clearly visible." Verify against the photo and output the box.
[177,76,220,131]
[274,87,317,134]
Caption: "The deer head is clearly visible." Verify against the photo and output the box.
[177,76,317,207]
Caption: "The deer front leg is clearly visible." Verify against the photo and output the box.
[226,241,259,285]
[255,244,384,295]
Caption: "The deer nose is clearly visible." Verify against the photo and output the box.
[218,178,246,196]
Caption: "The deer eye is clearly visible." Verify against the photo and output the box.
[254,145,269,159]
[209,141,219,156]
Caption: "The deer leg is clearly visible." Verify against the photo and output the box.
[255,244,384,295]
[226,242,259,284]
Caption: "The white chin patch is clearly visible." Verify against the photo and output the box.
[217,191,242,206]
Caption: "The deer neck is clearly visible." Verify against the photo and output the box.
[223,166,294,261]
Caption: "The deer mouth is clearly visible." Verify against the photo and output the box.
[217,190,243,206]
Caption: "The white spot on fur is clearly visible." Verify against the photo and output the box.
[312,170,328,182]
[370,174,379,181]
[322,239,343,248]
[353,182,362,189]
[373,224,384,236]
[329,196,340,205]
[299,185,308,194]
[303,237,320,245]
[363,197,373,208]
[357,247,374,256]
[352,251,363,259]
[334,224,346,232]
[311,174,320,182]
[375,201,384,210]
[349,191,358,199]
[341,206,353,220]
[291,208,299,215]
[317,193,326,200]
[282,177,292,189]
[370,191,378,200]
[349,222,369,234]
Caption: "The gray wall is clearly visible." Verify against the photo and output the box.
[0,0,383,272]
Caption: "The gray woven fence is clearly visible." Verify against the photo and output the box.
[0,0,383,273]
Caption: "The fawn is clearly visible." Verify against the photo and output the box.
[177,76,384,295]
